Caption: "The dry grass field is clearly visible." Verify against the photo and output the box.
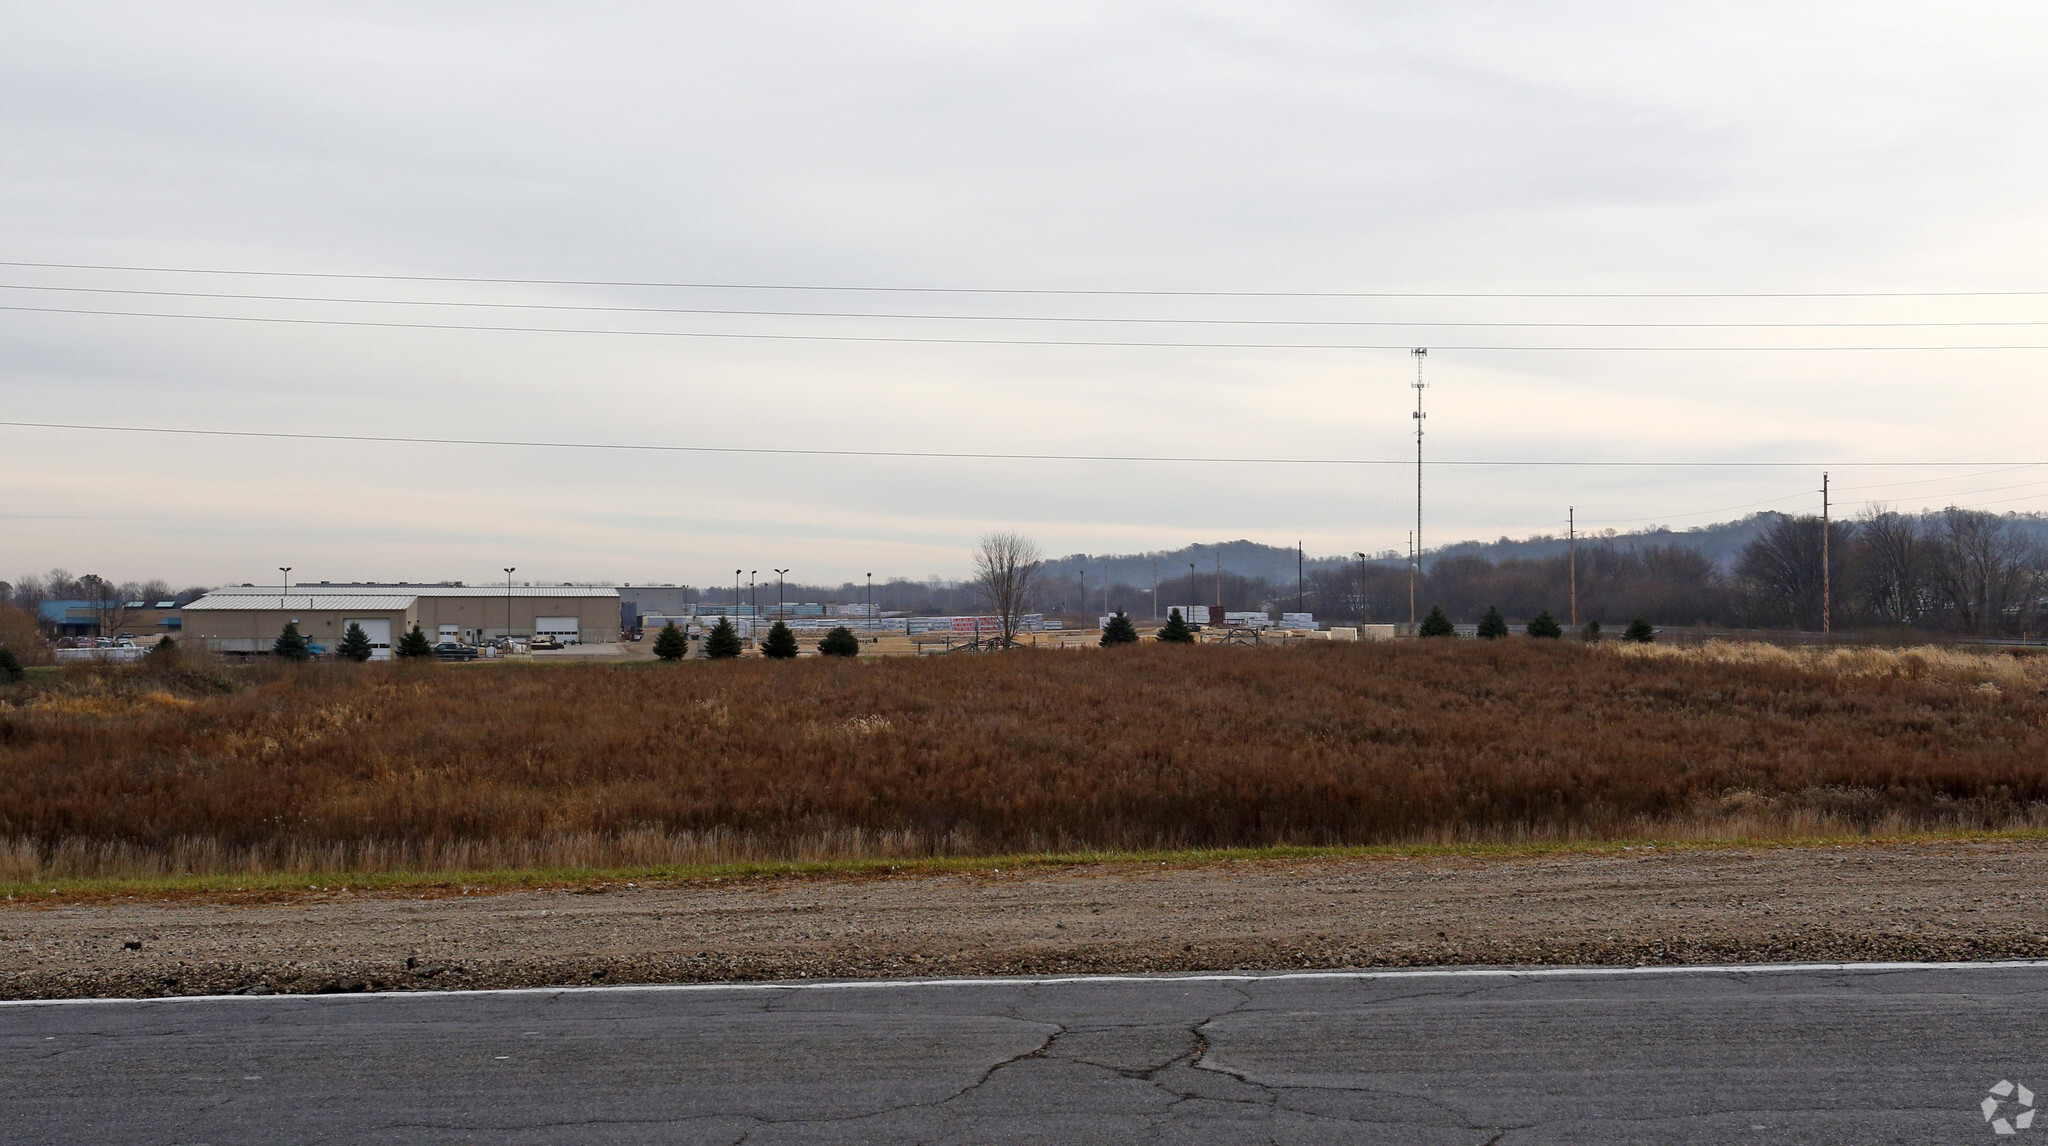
[4,640,2048,881]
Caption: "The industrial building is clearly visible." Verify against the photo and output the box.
[181,584,619,658]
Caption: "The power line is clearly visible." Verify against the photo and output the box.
[6,259,2047,299]
[9,304,2048,350]
[2,418,2044,467]
[4,283,2048,329]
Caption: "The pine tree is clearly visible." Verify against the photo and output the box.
[1155,607,1196,643]
[145,635,182,670]
[1100,609,1139,647]
[704,616,743,659]
[336,623,374,662]
[396,623,434,659]
[1419,605,1456,637]
[1582,619,1602,642]
[273,621,312,662]
[1625,617,1656,643]
[762,620,799,659]
[1477,605,1509,639]
[0,646,21,683]
[817,626,861,657]
[1525,610,1563,639]
[652,621,689,661]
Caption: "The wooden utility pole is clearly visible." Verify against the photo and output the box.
[1568,507,1576,629]
[1411,348,1427,629]
[1821,472,1831,641]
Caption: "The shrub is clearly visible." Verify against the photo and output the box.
[1477,605,1508,639]
[1155,608,1195,643]
[762,621,799,660]
[704,617,743,659]
[1625,618,1656,643]
[1419,605,1456,637]
[1583,619,1602,643]
[336,623,373,663]
[144,636,182,671]
[0,646,21,683]
[1526,611,1563,639]
[1100,610,1139,647]
[817,626,861,657]
[396,624,434,659]
[652,621,690,661]
[273,622,312,662]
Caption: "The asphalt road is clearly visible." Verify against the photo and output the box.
[5,962,2045,1144]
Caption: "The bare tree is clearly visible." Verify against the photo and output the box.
[1736,514,1853,629]
[1855,505,1925,625]
[972,531,1043,645]
[1927,508,2042,633]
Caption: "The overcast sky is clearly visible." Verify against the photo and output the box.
[7,2,2048,588]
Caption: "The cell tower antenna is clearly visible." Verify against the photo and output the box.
[1411,348,1427,625]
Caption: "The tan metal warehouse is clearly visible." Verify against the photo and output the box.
[181,584,620,658]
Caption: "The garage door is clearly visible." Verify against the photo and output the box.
[535,617,581,644]
[346,618,393,661]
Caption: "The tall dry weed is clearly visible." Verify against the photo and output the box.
[5,642,2048,879]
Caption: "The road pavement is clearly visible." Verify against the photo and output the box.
[5,961,2045,1144]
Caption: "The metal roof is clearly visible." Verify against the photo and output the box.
[182,594,418,612]
[203,584,618,599]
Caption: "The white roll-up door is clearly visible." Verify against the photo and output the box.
[536,617,580,644]
[347,618,393,661]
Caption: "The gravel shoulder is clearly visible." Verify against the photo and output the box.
[5,838,2046,999]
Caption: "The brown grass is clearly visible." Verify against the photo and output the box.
[4,641,2048,881]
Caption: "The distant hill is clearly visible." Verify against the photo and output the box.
[1054,510,2048,583]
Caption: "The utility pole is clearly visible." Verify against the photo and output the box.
[1355,552,1366,622]
[866,573,872,617]
[1412,347,1427,629]
[1077,569,1085,621]
[1297,541,1304,613]
[1215,550,1223,619]
[1189,562,1197,624]
[1102,564,1108,618]
[1821,472,1831,641]
[1568,508,1576,630]
[1151,560,1158,620]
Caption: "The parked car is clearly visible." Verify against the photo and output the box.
[432,642,479,662]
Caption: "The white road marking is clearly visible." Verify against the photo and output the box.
[8,959,2048,1007]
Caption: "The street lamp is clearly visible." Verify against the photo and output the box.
[749,571,757,618]
[774,569,789,622]
[279,567,291,611]
[866,573,873,618]
[734,570,741,618]
[503,568,516,641]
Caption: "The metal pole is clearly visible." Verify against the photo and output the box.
[1297,541,1304,613]
[1189,563,1197,624]
[734,569,741,617]
[866,573,872,617]
[1821,472,1831,641]
[504,567,515,640]
[1077,570,1085,622]
[1356,552,1366,622]
[775,569,788,623]
[1151,560,1157,620]
[279,567,291,611]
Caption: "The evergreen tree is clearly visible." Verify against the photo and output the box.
[145,635,182,670]
[817,626,861,657]
[1419,605,1456,637]
[336,623,374,662]
[395,623,435,658]
[0,646,21,683]
[1477,605,1509,639]
[1155,607,1196,643]
[762,620,799,659]
[652,621,690,661]
[1582,619,1602,642]
[1625,617,1656,643]
[273,621,312,662]
[1100,609,1139,647]
[704,616,743,659]
[1525,610,1563,639]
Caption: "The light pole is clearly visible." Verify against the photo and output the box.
[749,572,757,622]
[279,567,291,611]
[1356,553,1367,622]
[774,569,789,623]
[1188,563,1196,624]
[503,567,516,641]
[866,573,873,617]
[734,570,741,618]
